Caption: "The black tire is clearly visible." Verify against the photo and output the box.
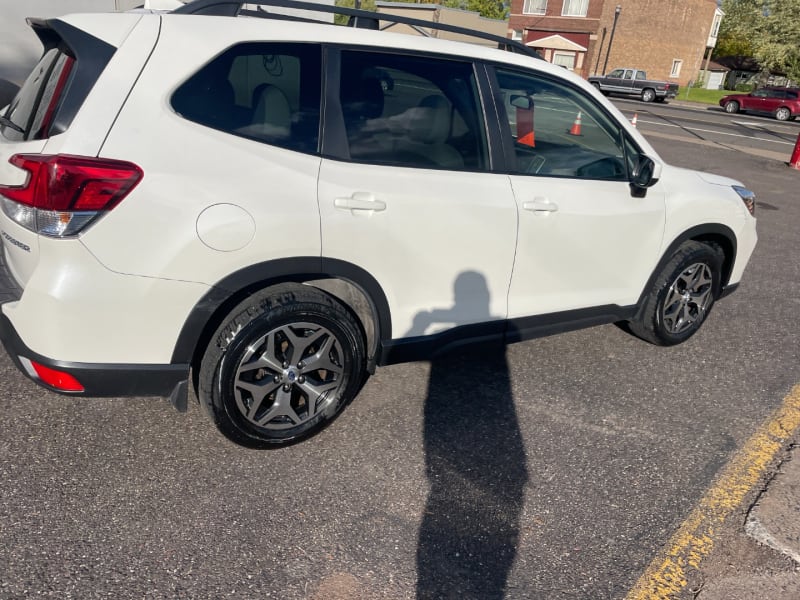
[724,100,739,114]
[629,241,724,346]
[198,283,366,447]
[641,88,656,103]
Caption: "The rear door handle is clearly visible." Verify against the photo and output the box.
[522,198,558,213]
[334,192,386,212]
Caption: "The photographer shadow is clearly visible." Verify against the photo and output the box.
[412,271,528,600]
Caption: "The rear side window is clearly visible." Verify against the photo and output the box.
[171,43,322,154]
[337,50,488,171]
[1,49,74,142]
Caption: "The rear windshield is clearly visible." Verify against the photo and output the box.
[1,48,74,142]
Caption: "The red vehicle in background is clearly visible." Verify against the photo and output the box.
[719,87,800,121]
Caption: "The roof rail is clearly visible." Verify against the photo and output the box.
[172,0,541,59]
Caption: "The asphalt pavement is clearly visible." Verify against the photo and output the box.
[0,98,799,599]
[626,99,800,599]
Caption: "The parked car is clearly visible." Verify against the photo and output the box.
[588,68,679,103]
[0,0,757,447]
[719,87,800,121]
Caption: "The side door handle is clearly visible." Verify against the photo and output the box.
[334,192,386,213]
[522,198,558,213]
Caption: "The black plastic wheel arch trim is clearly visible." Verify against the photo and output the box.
[635,224,738,309]
[169,256,392,366]
[0,313,188,397]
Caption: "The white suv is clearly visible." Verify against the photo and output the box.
[0,0,757,447]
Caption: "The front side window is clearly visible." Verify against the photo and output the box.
[495,66,631,180]
[171,43,322,154]
[338,50,488,171]
[562,0,589,17]
[523,0,547,15]
[607,68,624,78]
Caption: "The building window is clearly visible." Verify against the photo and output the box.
[522,0,547,15]
[670,59,682,78]
[552,51,576,70]
[711,15,721,37]
[511,29,523,42]
[561,0,588,17]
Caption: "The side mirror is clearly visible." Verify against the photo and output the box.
[509,94,533,110]
[630,156,660,197]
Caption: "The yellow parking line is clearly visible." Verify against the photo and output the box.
[625,384,800,600]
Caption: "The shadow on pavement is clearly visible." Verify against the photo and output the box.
[412,272,529,600]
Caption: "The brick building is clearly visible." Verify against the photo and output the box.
[508,0,723,86]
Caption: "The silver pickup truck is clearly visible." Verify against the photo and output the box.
[588,68,679,103]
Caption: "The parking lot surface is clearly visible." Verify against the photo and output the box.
[1,126,799,599]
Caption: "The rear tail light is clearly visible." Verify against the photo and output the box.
[0,154,143,237]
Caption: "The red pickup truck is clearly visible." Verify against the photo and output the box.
[588,68,679,103]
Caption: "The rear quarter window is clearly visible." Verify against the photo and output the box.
[1,48,74,142]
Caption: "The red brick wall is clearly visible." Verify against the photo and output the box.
[509,0,718,85]
[600,0,717,85]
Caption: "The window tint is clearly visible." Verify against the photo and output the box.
[608,69,624,78]
[1,48,73,142]
[496,67,630,180]
[171,43,321,154]
[338,50,488,171]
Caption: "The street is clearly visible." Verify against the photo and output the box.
[611,96,800,162]
[1,106,799,599]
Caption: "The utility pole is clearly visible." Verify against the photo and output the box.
[602,5,621,76]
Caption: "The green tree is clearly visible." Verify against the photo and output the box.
[756,0,800,82]
[717,0,800,83]
[334,0,377,25]
[337,0,508,21]
[443,0,508,20]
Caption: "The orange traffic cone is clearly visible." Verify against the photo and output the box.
[568,111,582,136]
[518,130,535,147]
[631,112,638,127]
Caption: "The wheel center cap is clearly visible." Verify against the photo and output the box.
[285,367,298,383]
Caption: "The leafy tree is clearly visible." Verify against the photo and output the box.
[756,0,800,82]
[443,0,508,20]
[336,0,507,21]
[334,0,377,25]
[717,0,800,83]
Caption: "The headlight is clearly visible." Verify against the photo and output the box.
[733,185,756,216]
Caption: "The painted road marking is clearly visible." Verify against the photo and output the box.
[632,118,795,146]
[625,384,800,600]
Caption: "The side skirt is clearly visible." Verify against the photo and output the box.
[378,304,638,366]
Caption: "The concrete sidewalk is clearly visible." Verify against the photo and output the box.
[695,442,800,599]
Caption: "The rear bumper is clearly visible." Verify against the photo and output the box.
[0,312,188,397]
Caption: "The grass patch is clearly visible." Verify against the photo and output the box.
[677,87,740,105]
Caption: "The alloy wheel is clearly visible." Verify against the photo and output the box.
[232,322,345,430]
[661,262,714,334]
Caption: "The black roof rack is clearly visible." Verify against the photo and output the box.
[172,0,540,59]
